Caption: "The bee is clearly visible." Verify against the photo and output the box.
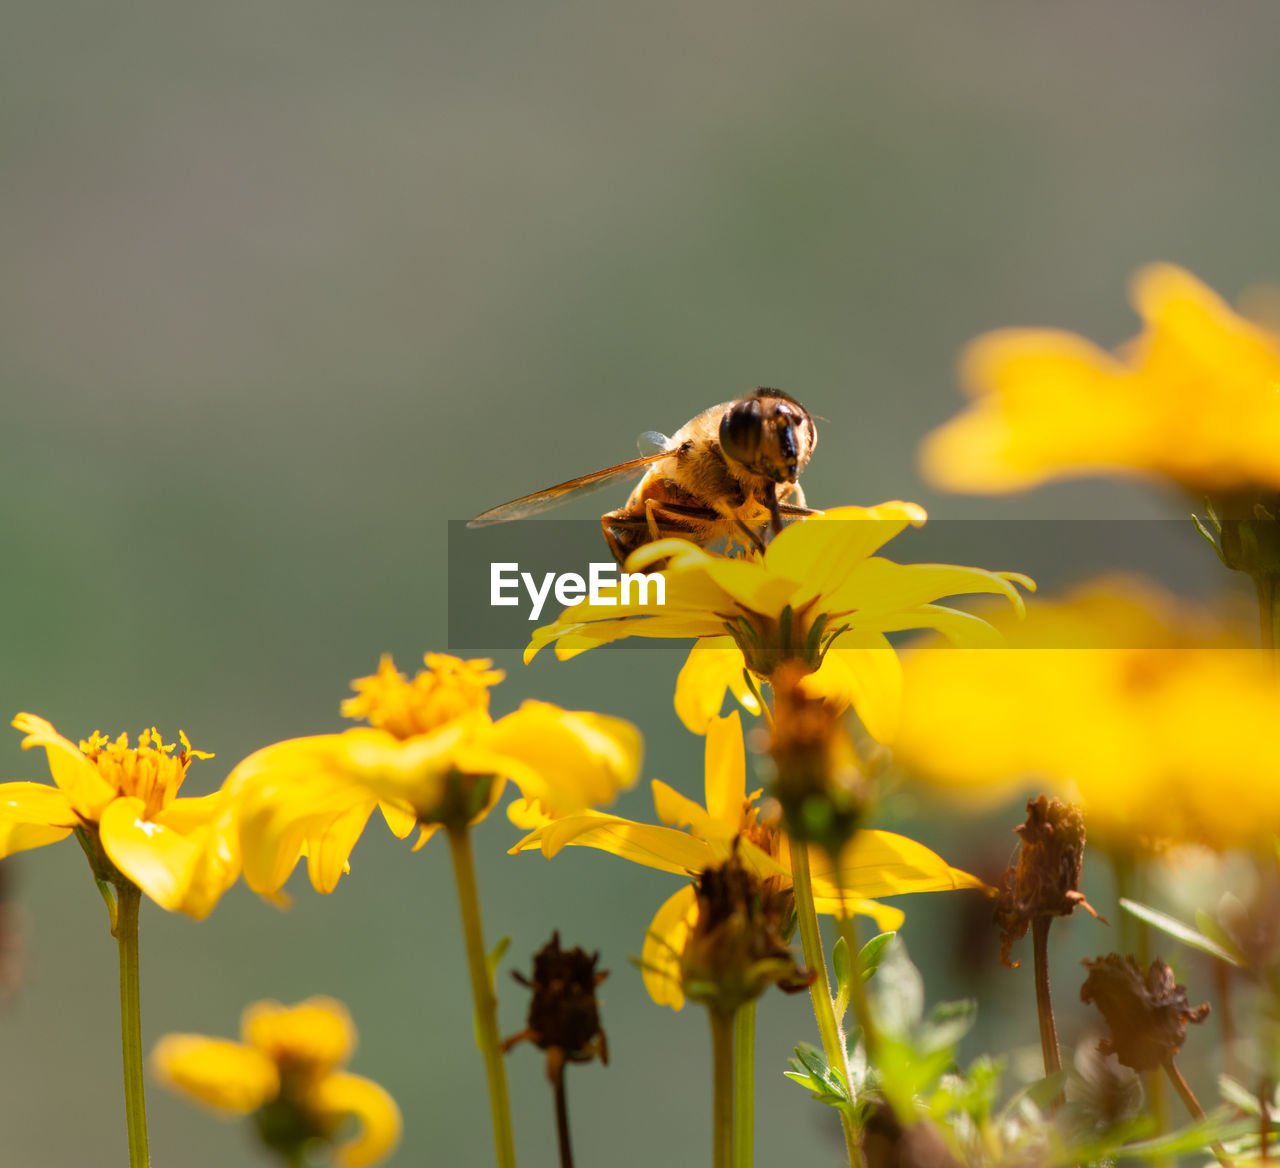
[468,387,819,564]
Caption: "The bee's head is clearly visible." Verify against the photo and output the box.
[718,389,816,483]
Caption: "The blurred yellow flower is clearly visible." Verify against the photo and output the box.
[526,504,1031,744]
[895,577,1279,851]
[0,714,236,918]
[226,653,641,898]
[921,263,1280,495]
[510,712,985,1009]
[152,996,400,1168]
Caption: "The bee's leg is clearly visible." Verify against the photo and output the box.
[644,498,665,542]
[733,518,767,554]
[601,511,629,566]
[776,482,821,518]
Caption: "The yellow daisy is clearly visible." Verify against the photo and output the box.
[526,503,1031,744]
[1,714,236,918]
[226,653,641,898]
[152,996,401,1167]
[510,712,986,1009]
[921,263,1280,495]
[895,576,1280,852]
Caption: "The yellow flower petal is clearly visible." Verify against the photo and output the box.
[0,782,77,857]
[806,830,989,898]
[767,503,928,600]
[702,712,746,827]
[151,1034,279,1113]
[12,712,116,820]
[312,1071,403,1168]
[801,635,902,744]
[510,812,713,876]
[99,796,205,913]
[641,885,698,1010]
[674,638,760,733]
[153,795,241,920]
[236,773,377,897]
[486,701,641,815]
[306,803,377,894]
[242,996,355,1070]
[651,780,721,841]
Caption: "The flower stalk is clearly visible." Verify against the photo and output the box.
[114,881,150,1168]
[710,1009,735,1168]
[791,844,861,1167]
[733,1003,755,1168]
[1031,917,1062,1095]
[447,824,516,1168]
[1163,1058,1232,1166]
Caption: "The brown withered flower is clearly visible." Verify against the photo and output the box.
[1080,954,1210,1072]
[863,1099,964,1168]
[503,932,608,1078]
[768,661,869,858]
[681,847,814,1017]
[996,796,1101,967]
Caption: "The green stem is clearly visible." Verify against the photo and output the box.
[710,1010,735,1168]
[791,843,861,1167]
[1254,573,1280,662]
[446,825,516,1168]
[733,1003,754,1168]
[114,882,149,1168]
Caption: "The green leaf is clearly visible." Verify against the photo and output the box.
[1118,898,1242,966]
[486,936,511,989]
[785,1042,851,1108]
[858,932,895,983]
[1193,910,1247,965]
[873,936,924,1037]
[1114,1107,1253,1160]
[832,936,852,1024]
[1190,512,1226,564]
[922,999,977,1054]
[1217,1073,1261,1115]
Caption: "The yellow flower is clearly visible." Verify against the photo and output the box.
[0,714,236,918]
[226,653,642,898]
[921,264,1280,495]
[526,503,1032,744]
[510,712,985,1009]
[895,576,1280,852]
[152,996,400,1168]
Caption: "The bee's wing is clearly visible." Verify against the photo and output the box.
[637,430,671,456]
[467,450,671,527]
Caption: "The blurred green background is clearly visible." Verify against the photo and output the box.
[3,2,1279,1164]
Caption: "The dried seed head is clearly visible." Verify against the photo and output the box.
[681,848,813,1016]
[504,932,609,1078]
[1080,954,1210,1071]
[996,795,1100,967]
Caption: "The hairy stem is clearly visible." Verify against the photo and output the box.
[791,843,862,1167]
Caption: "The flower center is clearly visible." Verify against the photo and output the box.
[340,653,504,740]
[79,728,212,818]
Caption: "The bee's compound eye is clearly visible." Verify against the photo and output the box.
[719,398,764,466]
